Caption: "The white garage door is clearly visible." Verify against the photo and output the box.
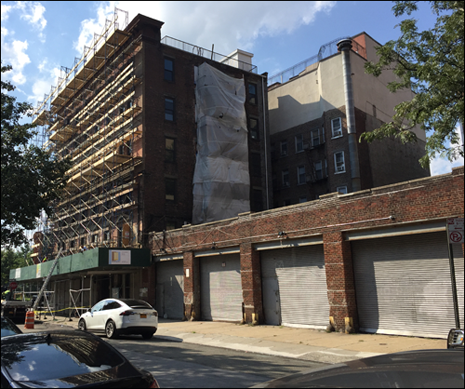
[261,245,329,328]
[352,232,464,338]
[200,254,242,321]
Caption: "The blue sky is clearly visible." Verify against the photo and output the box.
[1,1,463,175]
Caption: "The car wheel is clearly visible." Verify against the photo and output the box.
[78,319,86,331]
[142,332,154,340]
[105,320,119,339]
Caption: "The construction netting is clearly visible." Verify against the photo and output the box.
[192,63,250,224]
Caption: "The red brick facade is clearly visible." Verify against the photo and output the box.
[152,166,464,331]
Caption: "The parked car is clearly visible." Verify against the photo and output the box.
[252,349,464,388]
[1,316,22,338]
[1,329,159,388]
[78,299,158,339]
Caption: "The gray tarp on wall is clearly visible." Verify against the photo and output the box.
[192,63,250,224]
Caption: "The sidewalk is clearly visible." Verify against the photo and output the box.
[22,315,447,364]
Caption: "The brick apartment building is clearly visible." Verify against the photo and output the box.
[267,33,430,206]
[17,12,270,310]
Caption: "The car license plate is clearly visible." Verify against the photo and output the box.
[140,314,146,318]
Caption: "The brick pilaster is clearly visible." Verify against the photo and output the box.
[183,251,200,320]
[240,243,263,324]
[323,231,358,332]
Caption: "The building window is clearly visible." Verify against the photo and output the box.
[331,117,342,138]
[166,220,176,230]
[165,98,174,121]
[165,138,175,163]
[164,58,174,82]
[337,186,348,194]
[252,189,263,212]
[334,151,345,173]
[249,118,259,140]
[295,134,304,153]
[280,140,287,156]
[250,152,261,177]
[325,159,328,177]
[311,128,325,147]
[299,196,307,203]
[165,178,176,201]
[297,165,306,185]
[248,83,257,105]
[315,161,323,180]
[282,169,289,187]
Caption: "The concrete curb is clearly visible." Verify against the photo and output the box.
[155,329,382,364]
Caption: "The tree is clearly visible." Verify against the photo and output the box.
[1,245,31,289]
[362,1,464,168]
[1,64,71,248]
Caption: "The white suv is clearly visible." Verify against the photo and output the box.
[79,298,158,339]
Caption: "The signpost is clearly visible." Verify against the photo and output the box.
[447,218,463,329]
[448,218,464,244]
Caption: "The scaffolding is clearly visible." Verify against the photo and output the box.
[30,8,143,261]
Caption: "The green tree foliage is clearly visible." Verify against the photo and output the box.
[362,1,464,167]
[1,64,71,248]
[1,245,31,289]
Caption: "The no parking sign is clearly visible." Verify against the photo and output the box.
[447,218,464,244]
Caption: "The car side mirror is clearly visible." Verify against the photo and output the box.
[447,329,464,349]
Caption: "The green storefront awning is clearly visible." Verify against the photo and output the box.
[9,248,151,282]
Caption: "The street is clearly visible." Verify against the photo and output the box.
[103,335,326,388]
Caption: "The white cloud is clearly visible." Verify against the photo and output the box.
[20,2,47,31]
[74,1,336,57]
[28,66,60,106]
[17,2,47,42]
[1,4,13,21]
[1,40,31,85]
[73,2,115,56]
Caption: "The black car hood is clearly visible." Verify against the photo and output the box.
[14,369,151,388]
[253,349,464,388]
[1,331,151,388]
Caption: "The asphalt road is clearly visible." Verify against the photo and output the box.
[104,335,327,388]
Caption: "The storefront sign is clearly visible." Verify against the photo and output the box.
[109,250,131,265]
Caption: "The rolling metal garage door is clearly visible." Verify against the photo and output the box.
[352,232,464,338]
[156,260,184,320]
[261,245,329,328]
[200,254,242,321]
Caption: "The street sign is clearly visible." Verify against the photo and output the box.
[447,218,464,244]
[9,281,18,290]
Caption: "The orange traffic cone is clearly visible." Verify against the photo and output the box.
[24,310,34,329]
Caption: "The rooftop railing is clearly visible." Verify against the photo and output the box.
[161,36,258,74]
[268,36,366,86]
